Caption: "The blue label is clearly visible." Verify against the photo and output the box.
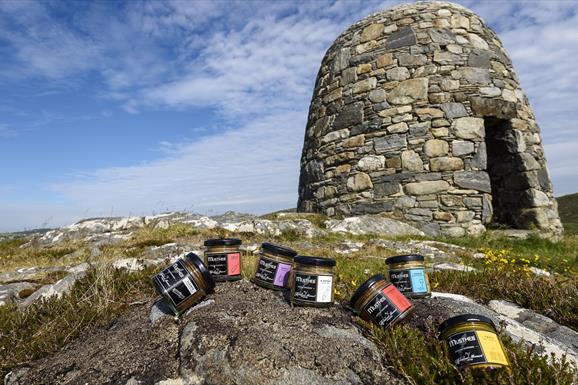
[409,269,428,293]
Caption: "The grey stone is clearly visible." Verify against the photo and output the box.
[374,182,401,196]
[350,201,395,215]
[357,155,385,172]
[460,67,490,85]
[452,140,475,156]
[430,157,464,171]
[424,139,450,157]
[397,53,427,66]
[368,89,387,103]
[387,78,428,105]
[333,48,351,72]
[374,134,407,152]
[347,172,373,191]
[401,150,424,172]
[333,102,363,130]
[470,96,517,119]
[440,103,468,119]
[470,142,487,169]
[453,117,485,140]
[386,67,410,81]
[326,215,424,236]
[405,180,450,195]
[386,26,416,49]
[360,23,384,42]
[428,28,456,44]
[468,49,491,68]
[352,77,377,94]
[454,171,491,192]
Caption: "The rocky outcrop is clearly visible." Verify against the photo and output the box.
[297,1,563,237]
[6,281,405,385]
[8,283,578,384]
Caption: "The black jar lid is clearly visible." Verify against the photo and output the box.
[385,254,425,265]
[204,238,242,247]
[439,314,496,333]
[185,252,215,290]
[261,242,298,258]
[294,255,336,267]
[349,274,387,308]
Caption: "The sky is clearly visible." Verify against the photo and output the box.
[0,0,577,232]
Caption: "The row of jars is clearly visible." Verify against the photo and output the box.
[153,238,509,370]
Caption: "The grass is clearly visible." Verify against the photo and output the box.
[0,264,158,378]
[1,223,577,383]
[557,193,578,234]
[366,322,576,385]
[0,238,84,274]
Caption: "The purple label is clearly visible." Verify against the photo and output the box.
[273,262,292,286]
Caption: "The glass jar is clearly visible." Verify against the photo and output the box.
[253,242,297,290]
[439,314,510,369]
[290,256,335,307]
[385,254,430,298]
[204,238,242,281]
[153,252,215,316]
[350,274,413,328]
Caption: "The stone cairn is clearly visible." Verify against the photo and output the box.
[297,1,563,237]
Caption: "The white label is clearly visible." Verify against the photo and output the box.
[182,277,197,295]
[316,275,333,302]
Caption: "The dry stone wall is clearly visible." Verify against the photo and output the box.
[297,1,563,236]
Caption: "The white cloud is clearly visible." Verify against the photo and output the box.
[1,0,578,232]
[50,111,305,217]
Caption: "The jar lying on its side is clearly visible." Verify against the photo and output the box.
[153,252,215,316]
[385,254,430,298]
[290,256,335,307]
[350,274,413,328]
[253,242,297,290]
[204,238,242,281]
[439,314,510,369]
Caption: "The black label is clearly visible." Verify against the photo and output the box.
[157,260,190,290]
[255,257,278,284]
[447,331,486,367]
[363,292,401,327]
[167,280,196,305]
[293,273,318,302]
[388,269,412,293]
[207,253,228,276]
[156,260,198,306]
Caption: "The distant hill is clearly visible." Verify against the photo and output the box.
[557,192,578,233]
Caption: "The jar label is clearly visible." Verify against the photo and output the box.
[256,257,292,287]
[273,262,292,287]
[389,268,428,294]
[227,252,241,275]
[409,269,428,293]
[207,252,241,276]
[477,330,509,365]
[293,274,333,303]
[156,260,198,306]
[363,285,411,327]
[447,331,486,367]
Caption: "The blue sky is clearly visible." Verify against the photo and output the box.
[1,0,577,232]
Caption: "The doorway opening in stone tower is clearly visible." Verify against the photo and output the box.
[484,117,528,229]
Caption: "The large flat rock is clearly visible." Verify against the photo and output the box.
[177,280,403,385]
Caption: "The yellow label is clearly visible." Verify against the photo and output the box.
[476,330,509,366]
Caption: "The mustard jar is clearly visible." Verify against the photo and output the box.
[385,254,430,298]
[204,238,242,281]
[439,314,510,369]
[290,256,335,307]
[350,274,413,328]
[253,242,297,290]
[153,252,215,316]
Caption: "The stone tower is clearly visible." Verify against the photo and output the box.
[297,1,563,236]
